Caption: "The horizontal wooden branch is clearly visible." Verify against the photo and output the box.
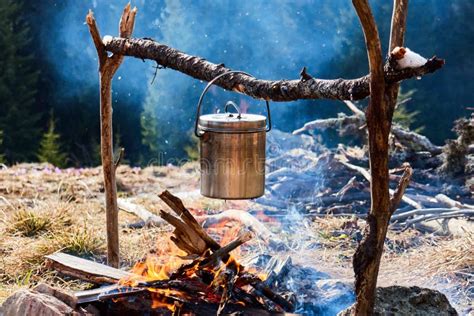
[103,37,444,102]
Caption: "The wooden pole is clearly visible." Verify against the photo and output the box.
[350,0,410,314]
[85,4,137,267]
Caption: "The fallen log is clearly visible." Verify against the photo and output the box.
[337,158,423,209]
[117,198,164,226]
[117,198,280,246]
[391,208,474,222]
[391,125,443,154]
[402,209,474,226]
[435,193,474,210]
[293,107,443,156]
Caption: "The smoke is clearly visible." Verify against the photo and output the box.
[40,0,471,158]
[140,0,362,159]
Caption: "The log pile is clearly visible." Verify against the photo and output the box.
[257,109,473,233]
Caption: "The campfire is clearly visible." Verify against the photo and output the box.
[45,191,299,315]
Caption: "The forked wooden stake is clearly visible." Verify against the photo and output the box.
[85,4,137,267]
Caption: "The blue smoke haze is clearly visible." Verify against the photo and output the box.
[43,0,473,154]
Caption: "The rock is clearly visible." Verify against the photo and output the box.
[33,283,77,309]
[338,286,458,316]
[0,285,92,316]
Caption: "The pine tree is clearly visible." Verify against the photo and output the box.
[0,130,5,163]
[140,102,161,165]
[0,0,41,163]
[393,89,424,133]
[37,114,67,167]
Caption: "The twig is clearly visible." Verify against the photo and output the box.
[199,232,253,268]
[114,147,125,170]
[391,208,474,222]
[389,163,413,214]
[338,158,422,209]
[343,100,365,116]
[404,210,474,227]
[435,194,474,210]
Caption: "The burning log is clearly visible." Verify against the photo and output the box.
[158,190,295,312]
[199,232,253,268]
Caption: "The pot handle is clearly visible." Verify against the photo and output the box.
[224,101,242,118]
[194,70,272,137]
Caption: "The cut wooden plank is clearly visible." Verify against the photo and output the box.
[45,252,134,284]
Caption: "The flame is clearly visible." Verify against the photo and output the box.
[148,290,178,311]
[120,239,189,287]
[118,209,271,312]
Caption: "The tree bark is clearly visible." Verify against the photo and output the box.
[102,37,443,102]
[351,0,409,315]
[85,4,137,268]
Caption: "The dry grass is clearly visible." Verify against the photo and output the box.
[0,163,196,303]
[0,163,472,312]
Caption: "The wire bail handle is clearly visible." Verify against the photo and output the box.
[194,70,272,137]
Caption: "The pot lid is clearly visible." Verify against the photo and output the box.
[198,113,267,133]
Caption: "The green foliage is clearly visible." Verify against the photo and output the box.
[393,89,424,133]
[37,114,67,167]
[140,100,161,165]
[184,133,199,161]
[0,0,40,163]
[0,130,5,163]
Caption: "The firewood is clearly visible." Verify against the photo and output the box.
[117,199,281,248]
[158,190,294,312]
[199,232,253,268]
[159,210,207,255]
[200,210,283,249]
[45,252,134,285]
[159,190,222,252]
[217,266,237,315]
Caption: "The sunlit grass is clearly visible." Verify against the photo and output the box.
[9,209,52,237]
[54,227,105,256]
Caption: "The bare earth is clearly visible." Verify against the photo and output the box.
[0,163,472,314]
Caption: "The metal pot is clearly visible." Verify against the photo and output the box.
[194,71,271,199]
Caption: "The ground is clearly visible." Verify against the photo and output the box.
[0,163,472,314]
